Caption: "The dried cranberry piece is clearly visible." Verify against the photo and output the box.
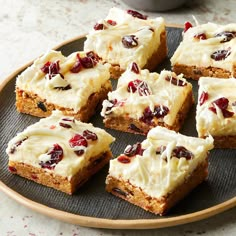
[165,76,186,86]
[117,155,131,164]
[208,106,217,114]
[124,142,143,157]
[214,97,229,110]
[194,33,207,40]
[222,109,234,118]
[209,106,234,118]
[209,97,234,118]
[131,62,139,74]
[153,106,169,118]
[83,130,98,141]
[184,21,193,32]
[69,134,87,156]
[70,60,82,73]
[94,23,104,30]
[215,31,236,43]
[140,107,153,124]
[127,80,138,93]
[136,81,151,96]
[71,53,97,73]
[127,79,151,96]
[59,118,74,128]
[69,134,88,148]
[172,146,193,160]
[62,118,74,122]
[86,51,100,62]
[80,57,94,68]
[199,91,209,106]
[156,146,166,155]
[122,35,138,48]
[41,61,51,74]
[10,137,28,154]
[31,174,38,180]
[127,9,147,20]
[140,106,169,124]
[41,61,60,79]
[107,19,117,26]
[39,144,63,169]
[211,49,231,61]
[104,99,118,114]
[9,166,17,172]
[59,122,71,128]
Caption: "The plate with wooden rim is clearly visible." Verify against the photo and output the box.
[0,26,236,229]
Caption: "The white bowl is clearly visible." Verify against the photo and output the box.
[122,0,189,12]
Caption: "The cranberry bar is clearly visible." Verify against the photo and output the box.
[16,50,111,122]
[171,22,236,80]
[84,7,167,79]
[101,62,194,135]
[106,126,214,215]
[196,76,236,148]
[6,110,115,194]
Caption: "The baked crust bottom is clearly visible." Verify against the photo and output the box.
[109,30,168,79]
[8,151,112,195]
[103,89,194,135]
[16,81,112,122]
[172,63,236,80]
[106,159,208,215]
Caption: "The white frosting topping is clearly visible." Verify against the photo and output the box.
[6,110,115,179]
[101,64,192,126]
[171,22,236,73]
[16,50,111,112]
[196,77,236,137]
[84,7,165,70]
[107,126,214,198]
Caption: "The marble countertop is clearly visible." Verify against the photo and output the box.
[1,0,236,235]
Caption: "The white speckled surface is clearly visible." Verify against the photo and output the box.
[1,0,236,235]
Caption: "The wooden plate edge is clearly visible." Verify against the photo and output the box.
[0,181,235,229]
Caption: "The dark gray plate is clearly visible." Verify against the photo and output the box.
[0,27,235,227]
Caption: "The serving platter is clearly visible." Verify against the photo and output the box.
[0,26,235,229]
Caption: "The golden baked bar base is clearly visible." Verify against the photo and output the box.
[103,89,194,135]
[109,30,168,79]
[16,81,112,122]
[8,151,112,195]
[173,63,236,80]
[106,159,208,215]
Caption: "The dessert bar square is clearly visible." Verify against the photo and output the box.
[16,50,111,122]
[196,76,236,148]
[106,126,214,215]
[171,22,236,80]
[84,7,167,79]
[6,110,115,194]
[101,62,194,135]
